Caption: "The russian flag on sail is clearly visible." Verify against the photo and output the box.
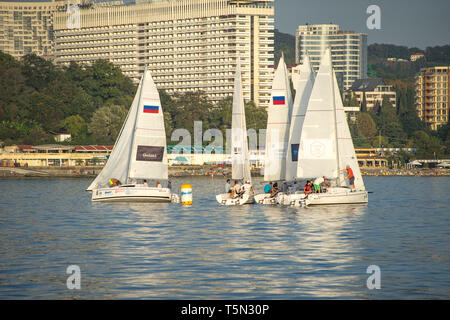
[143,105,159,114]
[273,96,285,105]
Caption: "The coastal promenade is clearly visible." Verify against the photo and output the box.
[1,165,449,178]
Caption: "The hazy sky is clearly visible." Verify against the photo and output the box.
[275,0,450,49]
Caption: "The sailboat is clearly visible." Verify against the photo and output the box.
[87,68,179,203]
[254,54,293,204]
[280,48,368,206]
[216,59,254,205]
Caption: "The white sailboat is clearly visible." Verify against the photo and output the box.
[254,54,293,204]
[216,59,254,205]
[280,48,368,206]
[87,68,179,203]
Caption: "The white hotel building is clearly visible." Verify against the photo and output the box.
[295,24,367,90]
[53,0,275,107]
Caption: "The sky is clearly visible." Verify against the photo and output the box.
[4,0,450,49]
[275,0,450,49]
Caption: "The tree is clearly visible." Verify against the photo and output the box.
[88,104,128,144]
[361,88,367,112]
[412,130,445,159]
[357,113,377,145]
[60,115,87,139]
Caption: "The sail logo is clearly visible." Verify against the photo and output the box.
[136,146,164,162]
[272,96,285,105]
[143,105,159,114]
[291,144,299,162]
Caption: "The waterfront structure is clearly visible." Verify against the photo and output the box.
[345,78,396,110]
[410,52,424,62]
[52,0,275,107]
[0,0,57,59]
[295,24,367,90]
[0,144,389,168]
[415,66,450,130]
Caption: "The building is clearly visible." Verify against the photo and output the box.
[52,0,275,107]
[295,24,367,90]
[0,0,57,59]
[415,66,450,130]
[410,52,424,62]
[345,78,396,110]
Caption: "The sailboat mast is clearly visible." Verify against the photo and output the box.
[126,68,147,183]
[330,68,341,186]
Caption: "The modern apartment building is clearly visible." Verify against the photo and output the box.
[415,66,449,130]
[0,0,57,59]
[295,24,367,90]
[52,0,275,107]
[345,78,396,110]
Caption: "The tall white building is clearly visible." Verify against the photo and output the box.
[53,0,275,107]
[0,1,57,59]
[295,24,367,90]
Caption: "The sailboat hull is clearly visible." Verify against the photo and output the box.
[216,193,255,205]
[254,193,279,205]
[280,188,368,206]
[92,186,176,203]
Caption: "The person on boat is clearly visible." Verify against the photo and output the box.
[168,181,172,191]
[156,181,162,188]
[313,177,324,193]
[109,178,121,187]
[304,180,313,195]
[270,182,279,198]
[342,165,355,191]
[321,176,330,191]
[231,180,242,198]
[264,182,273,194]
[142,179,148,187]
[225,179,232,193]
[241,180,254,196]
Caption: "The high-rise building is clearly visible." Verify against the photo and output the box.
[52,0,275,107]
[415,66,449,130]
[0,0,57,59]
[295,24,367,90]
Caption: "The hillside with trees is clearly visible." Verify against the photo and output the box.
[0,51,267,147]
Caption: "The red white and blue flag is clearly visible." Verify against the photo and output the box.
[273,96,285,105]
[143,105,159,114]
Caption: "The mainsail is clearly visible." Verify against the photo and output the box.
[87,68,168,191]
[264,54,293,181]
[231,59,251,182]
[296,48,365,191]
[285,54,315,181]
[297,48,339,180]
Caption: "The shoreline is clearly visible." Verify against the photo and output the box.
[1,166,449,178]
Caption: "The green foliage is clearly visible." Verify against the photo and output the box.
[88,104,128,145]
[0,51,136,145]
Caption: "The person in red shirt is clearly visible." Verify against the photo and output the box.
[342,165,355,191]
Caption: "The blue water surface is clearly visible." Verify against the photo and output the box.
[0,176,449,299]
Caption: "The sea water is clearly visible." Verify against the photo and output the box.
[0,176,449,299]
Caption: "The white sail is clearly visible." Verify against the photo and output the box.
[333,71,366,190]
[128,69,168,181]
[264,54,293,181]
[231,59,251,182]
[297,48,339,179]
[285,54,315,181]
[86,77,142,191]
